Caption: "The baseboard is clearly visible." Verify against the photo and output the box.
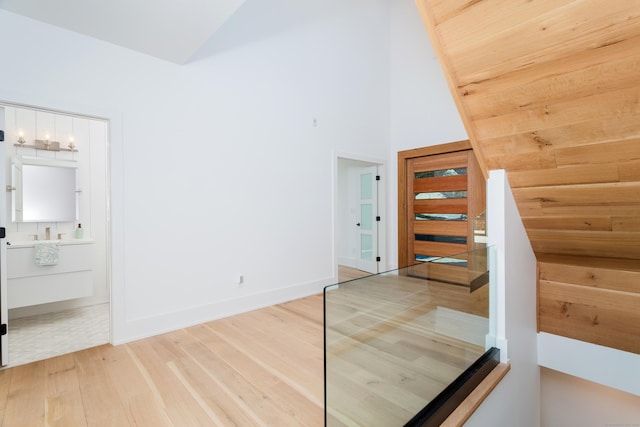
[338,257,357,268]
[113,276,333,345]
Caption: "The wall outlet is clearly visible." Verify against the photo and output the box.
[238,275,244,285]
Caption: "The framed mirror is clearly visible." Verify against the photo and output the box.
[12,156,78,222]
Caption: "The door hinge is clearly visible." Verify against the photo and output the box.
[376,256,381,262]
[0,227,5,239]
[0,324,6,336]
[376,216,381,222]
[376,175,380,181]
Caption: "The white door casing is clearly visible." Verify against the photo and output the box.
[0,108,8,365]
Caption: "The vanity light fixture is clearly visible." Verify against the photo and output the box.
[17,129,26,145]
[34,133,60,150]
[43,133,52,149]
[16,131,75,152]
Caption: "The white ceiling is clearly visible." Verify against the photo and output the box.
[0,0,247,64]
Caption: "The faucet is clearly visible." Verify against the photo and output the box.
[45,227,51,240]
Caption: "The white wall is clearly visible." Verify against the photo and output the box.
[387,0,468,268]
[389,1,467,152]
[538,332,640,397]
[465,170,540,427]
[541,367,640,427]
[0,0,392,343]
[2,106,109,318]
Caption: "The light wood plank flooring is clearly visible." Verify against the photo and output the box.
[0,273,489,427]
[338,265,372,282]
[325,271,488,426]
[0,295,325,427]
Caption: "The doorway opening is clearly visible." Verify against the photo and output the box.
[0,103,111,367]
[336,156,385,281]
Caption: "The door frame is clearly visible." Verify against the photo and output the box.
[0,107,7,364]
[397,140,473,268]
[334,152,386,278]
[0,101,114,365]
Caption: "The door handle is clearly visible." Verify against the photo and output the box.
[356,223,361,227]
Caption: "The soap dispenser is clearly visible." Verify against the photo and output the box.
[75,223,84,239]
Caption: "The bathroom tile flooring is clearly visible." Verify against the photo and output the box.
[7,303,109,367]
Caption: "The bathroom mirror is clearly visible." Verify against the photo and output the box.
[12,157,78,222]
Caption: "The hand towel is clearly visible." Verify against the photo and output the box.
[34,241,60,266]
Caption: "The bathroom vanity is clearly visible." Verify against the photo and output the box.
[7,240,94,309]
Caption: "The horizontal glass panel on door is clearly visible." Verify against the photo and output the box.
[415,213,467,221]
[415,191,467,200]
[414,167,467,179]
[415,234,467,244]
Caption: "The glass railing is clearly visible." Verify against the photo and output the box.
[324,246,497,426]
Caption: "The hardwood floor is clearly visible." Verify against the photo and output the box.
[0,272,489,427]
[325,271,488,426]
[337,265,372,282]
[0,295,324,427]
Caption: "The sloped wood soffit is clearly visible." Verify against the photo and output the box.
[415,0,640,354]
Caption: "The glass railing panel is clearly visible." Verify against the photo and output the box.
[325,246,496,426]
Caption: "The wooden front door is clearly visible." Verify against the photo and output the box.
[398,141,485,268]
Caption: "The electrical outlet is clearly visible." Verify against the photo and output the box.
[238,275,244,285]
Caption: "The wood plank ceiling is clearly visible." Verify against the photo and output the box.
[415,0,640,354]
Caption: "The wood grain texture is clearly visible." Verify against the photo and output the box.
[539,258,640,294]
[0,296,326,427]
[441,362,510,427]
[528,230,640,260]
[397,141,477,268]
[538,256,640,354]
[325,272,490,425]
[539,281,640,354]
[414,220,467,237]
[415,0,640,353]
[0,291,500,426]
[414,240,468,258]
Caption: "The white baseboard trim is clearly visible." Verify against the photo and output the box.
[113,277,333,345]
[338,257,357,268]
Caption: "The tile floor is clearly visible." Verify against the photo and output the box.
[7,303,109,366]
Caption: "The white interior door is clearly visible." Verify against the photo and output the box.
[356,166,379,274]
[0,108,8,365]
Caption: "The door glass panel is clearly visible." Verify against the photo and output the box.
[414,167,467,178]
[415,234,468,244]
[415,213,468,221]
[415,254,440,262]
[415,191,467,200]
[360,204,372,230]
[360,173,373,200]
[360,235,373,261]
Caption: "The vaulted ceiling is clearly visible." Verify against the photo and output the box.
[0,0,247,63]
[415,0,640,354]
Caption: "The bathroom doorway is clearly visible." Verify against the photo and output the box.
[336,156,386,277]
[0,103,111,367]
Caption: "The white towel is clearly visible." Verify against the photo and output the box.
[34,241,60,266]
